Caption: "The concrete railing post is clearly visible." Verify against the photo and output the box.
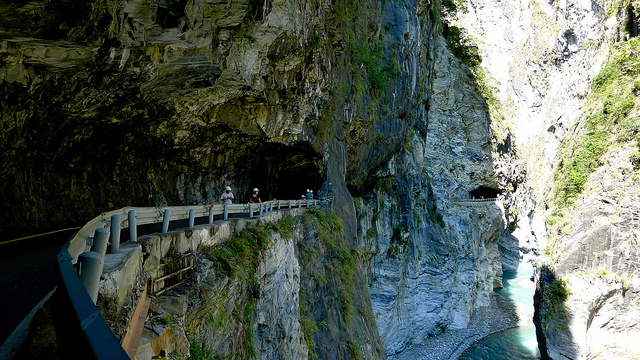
[162,210,171,234]
[224,203,228,220]
[306,200,310,207]
[249,204,254,218]
[288,200,292,209]
[298,200,302,208]
[270,201,274,212]
[208,206,214,224]
[128,210,137,242]
[278,200,281,210]
[189,209,195,228]
[259,203,263,217]
[91,228,110,257]
[109,214,121,254]
[78,251,104,304]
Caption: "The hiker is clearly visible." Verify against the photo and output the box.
[220,186,234,204]
[249,188,261,203]
[306,189,313,200]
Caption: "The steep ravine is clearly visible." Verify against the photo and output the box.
[354,31,515,357]
[2,0,540,359]
[459,0,640,358]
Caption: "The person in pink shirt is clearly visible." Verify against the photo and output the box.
[220,186,234,204]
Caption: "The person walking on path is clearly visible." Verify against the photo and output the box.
[306,189,313,200]
[220,186,235,204]
[249,188,261,203]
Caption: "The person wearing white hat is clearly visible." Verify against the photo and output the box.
[220,186,234,204]
[249,188,261,203]
[305,189,313,200]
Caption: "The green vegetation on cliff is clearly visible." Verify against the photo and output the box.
[440,0,481,69]
[545,37,640,257]
[536,276,571,332]
[203,221,294,360]
[207,219,294,278]
[186,218,300,360]
[553,37,640,208]
[196,212,382,359]
[313,0,420,190]
[312,0,385,148]
[298,209,383,359]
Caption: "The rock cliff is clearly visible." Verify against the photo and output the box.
[132,212,383,359]
[458,0,640,358]
[354,30,510,356]
[1,0,330,239]
[2,0,536,358]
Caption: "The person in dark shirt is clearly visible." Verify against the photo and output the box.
[249,188,261,203]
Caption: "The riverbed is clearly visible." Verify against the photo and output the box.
[459,265,541,360]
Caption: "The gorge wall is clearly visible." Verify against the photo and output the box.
[1,0,543,359]
[458,0,640,358]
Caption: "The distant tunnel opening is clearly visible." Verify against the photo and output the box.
[469,186,501,199]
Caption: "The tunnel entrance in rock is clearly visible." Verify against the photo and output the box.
[250,141,323,202]
[157,0,186,28]
[469,186,501,199]
[185,126,323,205]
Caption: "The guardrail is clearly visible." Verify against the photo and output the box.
[456,198,499,203]
[53,199,319,359]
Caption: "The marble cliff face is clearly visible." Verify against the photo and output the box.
[459,0,640,358]
[0,0,514,357]
[5,0,640,358]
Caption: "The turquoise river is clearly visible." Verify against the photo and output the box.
[460,265,541,360]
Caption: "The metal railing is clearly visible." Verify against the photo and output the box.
[64,200,319,263]
[54,199,319,359]
[455,198,499,203]
[54,237,130,359]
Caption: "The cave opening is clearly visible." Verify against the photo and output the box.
[469,186,502,199]
[248,141,323,202]
[156,0,186,29]
[167,125,324,206]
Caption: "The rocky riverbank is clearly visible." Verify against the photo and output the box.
[390,291,519,360]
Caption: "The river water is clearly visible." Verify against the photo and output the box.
[459,265,541,360]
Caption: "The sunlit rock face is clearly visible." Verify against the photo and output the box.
[459,0,632,242]
[459,0,640,358]
[353,18,509,355]
[533,143,640,359]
